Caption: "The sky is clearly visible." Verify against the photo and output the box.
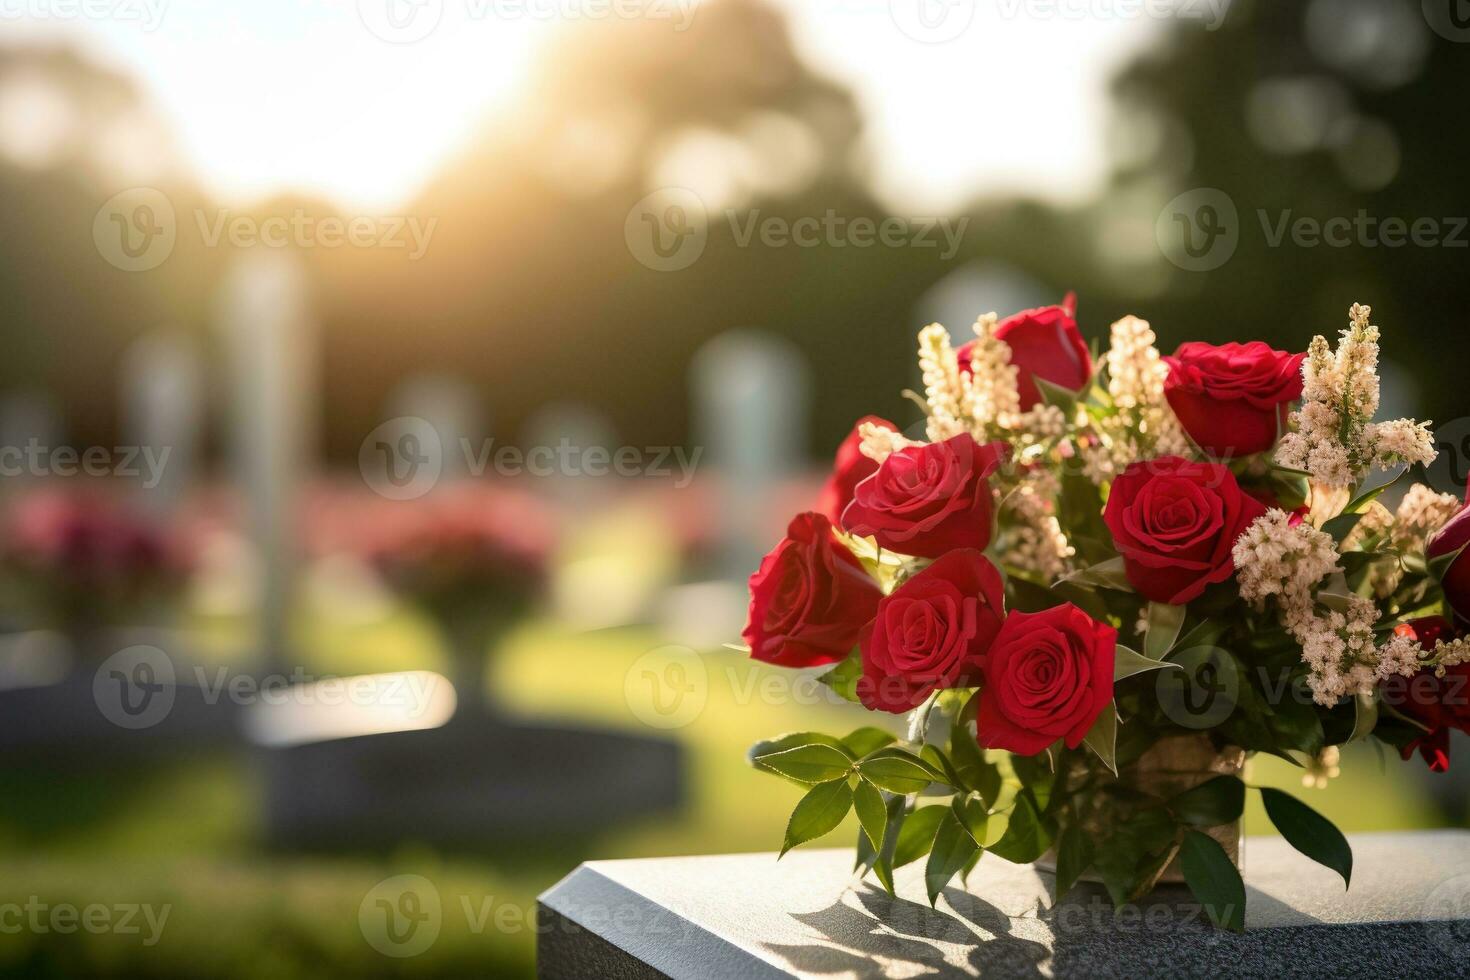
[0,0,1179,213]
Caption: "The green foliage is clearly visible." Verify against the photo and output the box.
[1082,707,1118,774]
[1259,788,1353,887]
[841,726,897,757]
[1113,644,1177,682]
[1168,776,1245,827]
[925,810,979,907]
[817,649,864,704]
[781,780,854,857]
[1053,825,1093,901]
[854,748,947,794]
[750,739,854,784]
[1144,602,1187,660]
[893,805,949,869]
[1180,831,1246,932]
[986,790,1052,864]
[852,780,888,853]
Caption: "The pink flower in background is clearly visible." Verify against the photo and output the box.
[0,486,190,629]
[358,483,557,617]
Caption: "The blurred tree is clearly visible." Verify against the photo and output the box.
[1081,0,1470,427]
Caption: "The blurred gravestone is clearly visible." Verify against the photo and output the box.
[915,261,1050,335]
[0,389,61,489]
[691,330,809,581]
[521,401,619,508]
[215,252,317,669]
[389,374,485,482]
[121,331,202,514]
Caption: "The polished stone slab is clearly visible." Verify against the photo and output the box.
[538,831,1470,978]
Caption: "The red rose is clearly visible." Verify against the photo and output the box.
[743,512,882,669]
[976,604,1117,756]
[857,549,1005,713]
[1164,341,1305,457]
[817,416,895,525]
[1103,455,1266,605]
[843,434,1009,559]
[1380,617,1470,772]
[1428,506,1470,623]
[957,293,1091,411]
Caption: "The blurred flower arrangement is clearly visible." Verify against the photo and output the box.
[0,487,191,653]
[742,299,1470,931]
[359,484,555,706]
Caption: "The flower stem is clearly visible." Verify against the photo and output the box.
[906,691,939,746]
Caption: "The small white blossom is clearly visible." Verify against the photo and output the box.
[1276,304,1436,490]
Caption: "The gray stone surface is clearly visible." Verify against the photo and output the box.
[538,831,1470,978]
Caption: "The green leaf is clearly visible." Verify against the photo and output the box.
[1054,825,1093,901]
[1322,511,1364,544]
[1006,576,1067,613]
[1179,830,1246,932]
[1145,602,1187,660]
[817,651,863,704]
[752,742,854,784]
[953,796,990,845]
[1260,788,1353,888]
[893,804,949,868]
[855,748,947,794]
[852,780,888,854]
[1061,556,1133,592]
[780,780,853,857]
[1034,375,1080,415]
[1169,775,1245,827]
[1348,691,1378,743]
[925,811,979,906]
[987,790,1052,864]
[1346,467,1409,514]
[1082,706,1118,775]
[842,726,897,757]
[1114,644,1179,682]
[1429,540,1469,584]
[948,692,1003,803]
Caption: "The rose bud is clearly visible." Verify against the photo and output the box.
[857,549,1005,713]
[1163,341,1305,458]
[976,603,1117,756]
[1380,617,1470,772]
[842,433,1009,559]
[957,293,1091,411]
[743,512,882,669]
[1429,506,1470,623]
[1103,455,1267,605]
[816,416,895,525]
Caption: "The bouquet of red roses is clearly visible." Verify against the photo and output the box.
[741,298,1470,930]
